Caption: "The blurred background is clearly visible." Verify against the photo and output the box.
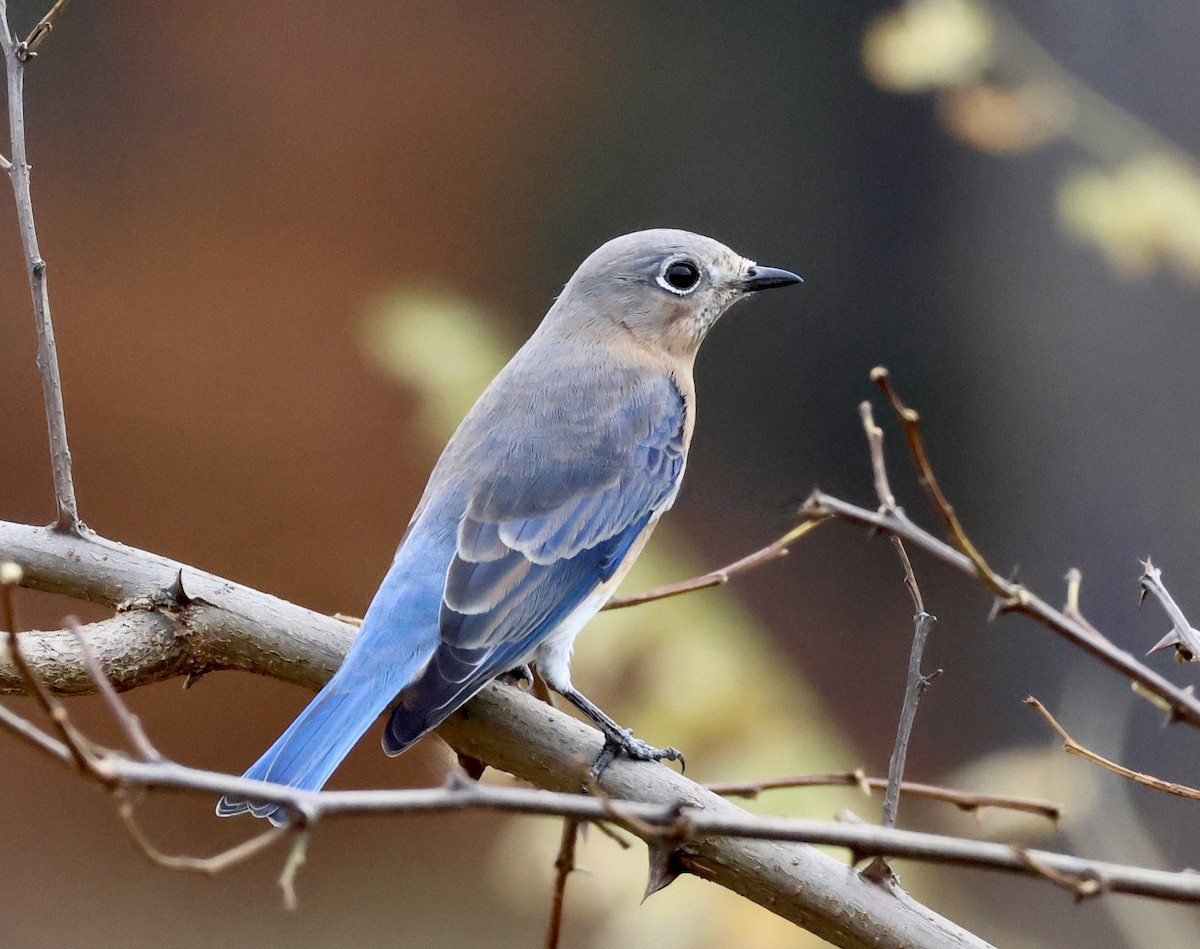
[4,1,1200,945]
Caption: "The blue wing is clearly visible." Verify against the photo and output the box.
[383,371,686,752]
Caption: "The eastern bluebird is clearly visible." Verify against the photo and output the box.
[218,229,800,823]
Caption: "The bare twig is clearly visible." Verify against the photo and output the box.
[806,489,1200,728]
[1014,847,1104,901]
[278,831,310,911]
[0,0,81,534]
[871,367,1008,597]
[1140,559,1200,662]
[857,399,941,884]
[119,795,288,874]
[66,616,161,761]
[881,608,938,832]
[2,694,1193,909]
[20,0,72,58]
[867,554,938,884]
[803,395,1200,731]
[1,562,94,771]
[604,520,823,610]
[1027,697,1200,802]
[860,400,898,513]
[545,819,581,949]
[706,770,1060,822]
[1061,569,1110,643]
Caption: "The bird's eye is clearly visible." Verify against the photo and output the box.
[660,260,701,294]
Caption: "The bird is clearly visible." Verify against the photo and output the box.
[217,228,801,823]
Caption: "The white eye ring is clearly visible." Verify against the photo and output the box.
[657,258,702,295]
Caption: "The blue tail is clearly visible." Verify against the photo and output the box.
[217,522,456,823]
[216,630,435,825]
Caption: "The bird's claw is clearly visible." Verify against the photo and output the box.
[498,664,535,690]
[589,729,685,779]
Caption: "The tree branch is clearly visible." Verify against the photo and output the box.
[0,0,80,534]
[0,519,988,948]
[603,520,822,610]
[1140,559,1200,663]
[801,492,1200,729]
[1027,697,1200,802]
[706,770,1061,822]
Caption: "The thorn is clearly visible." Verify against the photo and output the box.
[1146,635,1174,657]
[181,669,211,690]
[167,569,192,605]
[861,856,897,886]
[643,840,686,899]
[455,751,487,780]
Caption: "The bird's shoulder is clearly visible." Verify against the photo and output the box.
[433,350,688,505]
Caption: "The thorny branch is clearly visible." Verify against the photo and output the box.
[858,401,941,884]
[0,0,80,533]
[1140,559,1200,663]
[803,371,1200,731]
[2,0,1199,935]
[4,556,1199,919]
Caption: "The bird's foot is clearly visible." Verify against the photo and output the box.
[589,728,685,779]
[498,664,535,690]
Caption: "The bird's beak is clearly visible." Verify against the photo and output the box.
[741,265,803,292]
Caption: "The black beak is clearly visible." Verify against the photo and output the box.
[742,265,803,291]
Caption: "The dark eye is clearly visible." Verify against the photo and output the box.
[662,260,700,292]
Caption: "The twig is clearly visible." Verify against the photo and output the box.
[871,367,1008,597]
[66,616,161,761]
[860,400,898,513]
[879,610,938,833]
[706,770,1060,822]
[806,489,1200,728]
[0,637,1196,928]
[279,831,310,911]
[3,697,1194,906]
[0,0,81,534]
[119,795,288,873]
[1027,697,1200,802]
[802,395,1200,730]
[1140,559,1200,662]
[20,0,72,58]
[1061,568,1110,643]
[545,819,580,949]
[1,562,94,771]
[856,399,939,884]
[604,520,823,610]
[868,553,938,883]
[1013,847,1104,901]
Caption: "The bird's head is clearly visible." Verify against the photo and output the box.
[548,228,801,359]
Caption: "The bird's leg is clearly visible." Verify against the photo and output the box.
[556,687,684,778]
[497,664,535,689]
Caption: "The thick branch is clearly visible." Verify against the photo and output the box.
[0,519,984,948]
[0,520,350,691]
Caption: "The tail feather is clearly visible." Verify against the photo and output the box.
[217,658,424,825]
